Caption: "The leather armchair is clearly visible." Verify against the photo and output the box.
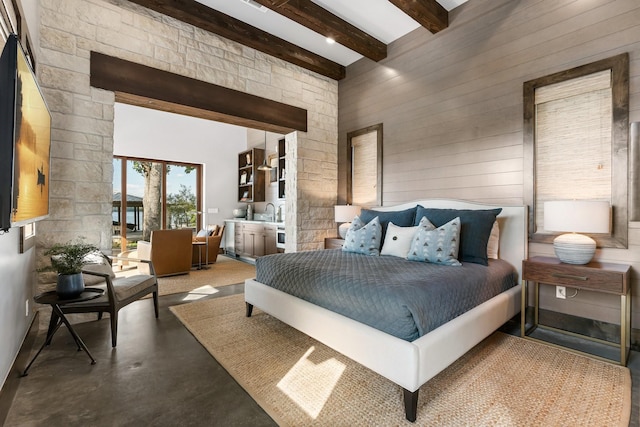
[138,228,193,277]
[192,225,225,266]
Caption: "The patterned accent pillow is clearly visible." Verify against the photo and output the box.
[407,217,462,266]
[342,216,382,256]
[414,206,501,266]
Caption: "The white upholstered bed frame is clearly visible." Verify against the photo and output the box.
[244,199,527,422]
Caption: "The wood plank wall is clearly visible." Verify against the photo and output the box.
[338,0,640,328]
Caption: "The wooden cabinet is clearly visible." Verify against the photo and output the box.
[264,224,278,255]
[235,222,277,258]
[243,224,264,257]
[277,138,285,199]
[238,148,265,202]
[234,222,244,256]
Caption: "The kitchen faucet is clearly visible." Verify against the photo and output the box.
[265,203,275,222]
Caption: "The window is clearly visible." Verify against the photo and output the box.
[524,53,629,249]
[534,70,612,233]
[347,124,383,207]
[112,156,201,253]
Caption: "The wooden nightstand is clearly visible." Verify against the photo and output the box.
[324,237,344,249]
[521,256,631,365]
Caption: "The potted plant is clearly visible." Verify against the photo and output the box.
[41,239,99,299]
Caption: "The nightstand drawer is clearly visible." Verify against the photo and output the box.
[523,257,628,295]
[324,237,344,249]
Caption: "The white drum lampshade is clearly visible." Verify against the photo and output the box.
[335,205,361,239]
[543,200,610,264]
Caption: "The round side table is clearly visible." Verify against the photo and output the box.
[22,287,104,376]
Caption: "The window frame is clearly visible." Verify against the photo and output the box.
[113,155,202,247]
[523,53,629,249]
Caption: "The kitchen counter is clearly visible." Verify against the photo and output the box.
[225,218,284,226]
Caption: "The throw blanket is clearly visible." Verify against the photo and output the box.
[256,250,518,341]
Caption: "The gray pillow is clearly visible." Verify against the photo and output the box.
[359,207,417,249]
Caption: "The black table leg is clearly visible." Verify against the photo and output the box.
[22,317,64,377]
[51,304,96,364]
[22,304,97,376]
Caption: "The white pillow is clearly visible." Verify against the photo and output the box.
[487,221,500,259]
[380,222,419,258]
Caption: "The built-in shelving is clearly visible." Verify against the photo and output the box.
[277,138,285,199]
[238,148,265,202]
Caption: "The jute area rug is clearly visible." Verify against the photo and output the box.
[139,256,255,297]
[170,294,631,426]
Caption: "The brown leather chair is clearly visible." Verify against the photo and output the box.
[192,225,225,266]
[137,228,193,277]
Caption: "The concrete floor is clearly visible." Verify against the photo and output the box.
[4,284,277,427]
[4,284,640,426]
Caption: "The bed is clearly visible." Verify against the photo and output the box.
[244,199,527,422]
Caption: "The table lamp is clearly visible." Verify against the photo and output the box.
[543,200,610,264]
[334,205,361,239]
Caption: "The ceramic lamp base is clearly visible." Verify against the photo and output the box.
[553,233,596,265]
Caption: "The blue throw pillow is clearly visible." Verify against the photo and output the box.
[414,206,501,266]
[342,216,382,256]
[359,207,417,249]
[408,217,462,266]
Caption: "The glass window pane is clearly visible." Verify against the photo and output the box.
[112,158,122,253]
[166,164,197,230]
[127,160,163,242]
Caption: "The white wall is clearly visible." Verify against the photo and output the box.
[0,0,38,391]
[0,230,35,391]
[113,103,247,227]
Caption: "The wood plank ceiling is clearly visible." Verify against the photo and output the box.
[127,0,449,80]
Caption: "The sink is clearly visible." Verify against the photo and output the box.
[252,213,273,222]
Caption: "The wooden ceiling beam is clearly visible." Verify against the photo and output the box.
[253,0,387,62]
[90,52,308,133]
[127,0,345,80]
[388,0,448,34]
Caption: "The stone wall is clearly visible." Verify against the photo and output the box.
[36,0,338,271]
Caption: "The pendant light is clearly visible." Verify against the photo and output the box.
[257,130,272,171]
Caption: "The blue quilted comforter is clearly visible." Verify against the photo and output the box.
[255,250,518,341]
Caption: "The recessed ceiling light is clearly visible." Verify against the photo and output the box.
[326,37,335,44]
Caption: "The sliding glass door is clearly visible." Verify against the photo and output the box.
[112,156,201,254]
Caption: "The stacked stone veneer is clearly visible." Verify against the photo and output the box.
[36,0,338,280]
